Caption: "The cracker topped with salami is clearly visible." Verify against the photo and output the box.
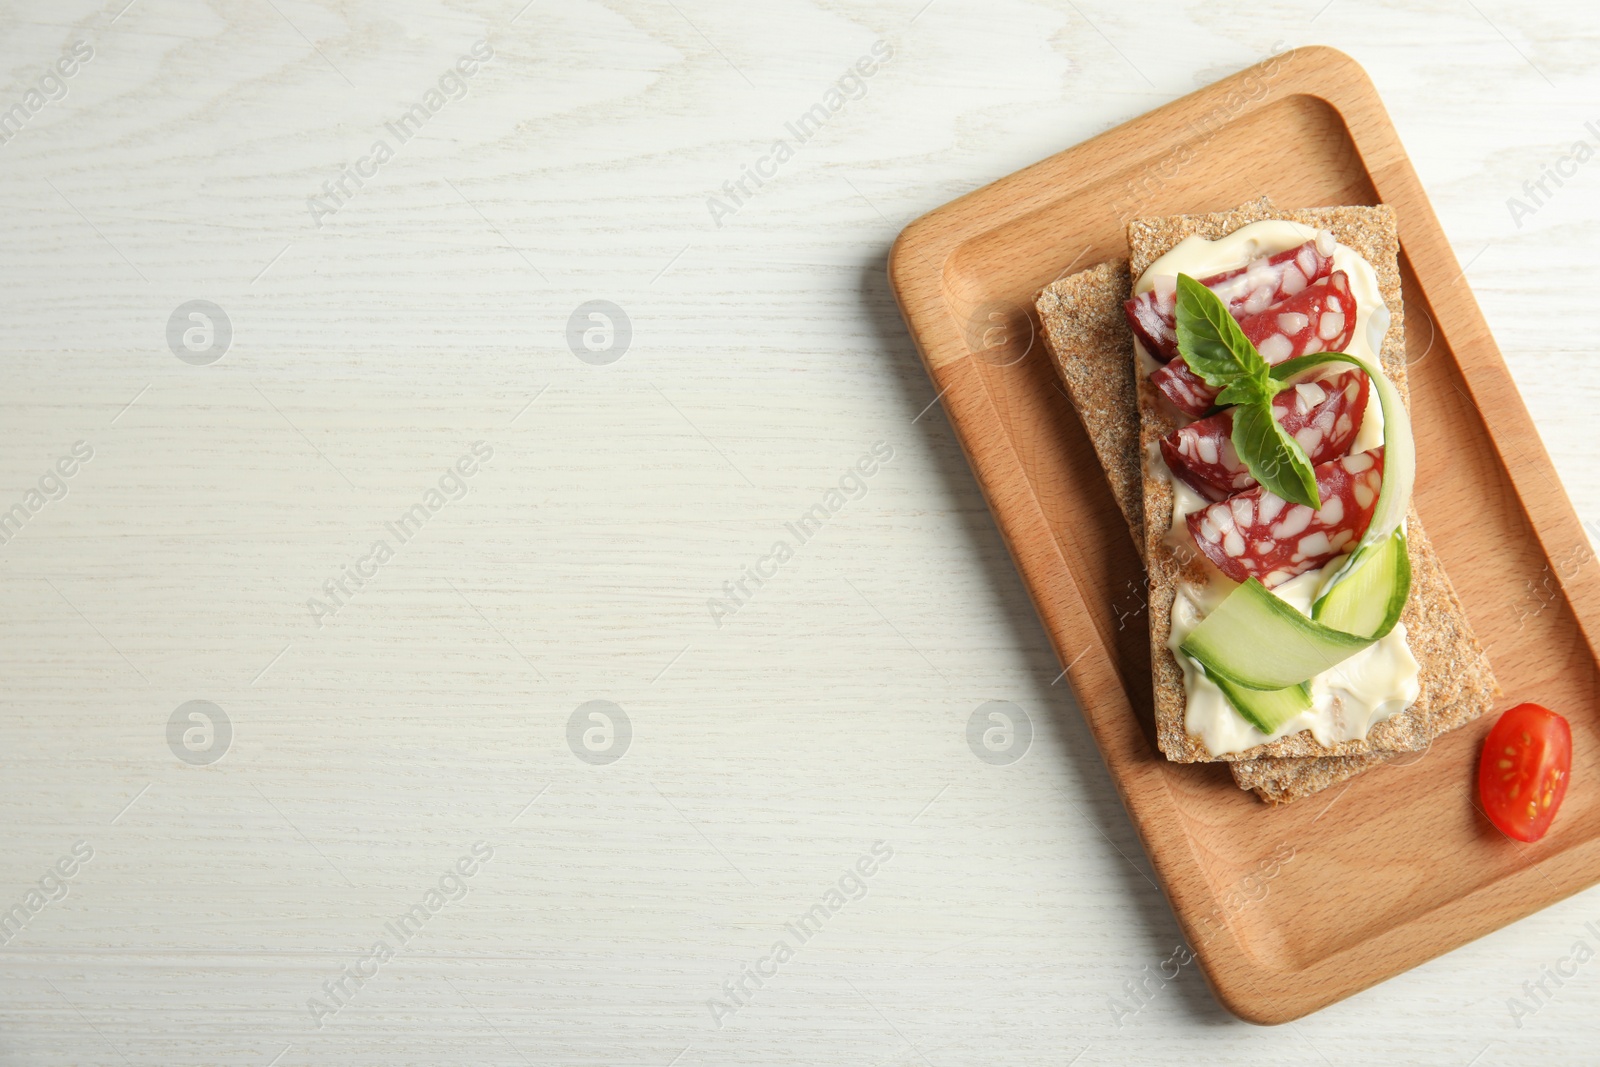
[1035,199,1500,803]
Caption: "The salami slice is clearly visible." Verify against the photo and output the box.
[1124,233,1335,361]
[1150,270,1357,417]
[1186,447,1385,588]
[1160,370,1370,501]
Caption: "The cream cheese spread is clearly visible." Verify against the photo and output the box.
[1135,220,1420,756]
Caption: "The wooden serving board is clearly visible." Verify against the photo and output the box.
[888,46,1600,1024]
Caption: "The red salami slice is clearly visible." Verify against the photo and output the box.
[1148,362,1215,418]
[1160,370,1370,501]
[1186,447,1385,588]
[1150,270,1357,417]
[1124,233,1335,361]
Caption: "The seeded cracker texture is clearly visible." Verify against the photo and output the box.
[1035,252,1379,798]
[1036,203,1500,801]
[1127,201,1500,773]
[1039,259,1388,800]
[1036,261,1144,548]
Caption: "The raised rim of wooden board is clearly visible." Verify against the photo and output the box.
[887,45,1600,1024]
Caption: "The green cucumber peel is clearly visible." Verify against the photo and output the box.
[1270,345,1416,602]
[1312,528,1411,640]
[1180,577,1375,692]
[1180,346,1415,692]
[1209,674,1312,734]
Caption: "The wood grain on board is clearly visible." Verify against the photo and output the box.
[889,45,1600,1023]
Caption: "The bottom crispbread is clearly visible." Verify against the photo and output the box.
[1036,204,1500,801]
[1036,261,1143,547]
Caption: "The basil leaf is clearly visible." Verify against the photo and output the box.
[1174,273,1268,388]
[1270,352,1361,381]
[1215,377,1273,407]
[1174,276,1322,508]
[1231,398,1321,510]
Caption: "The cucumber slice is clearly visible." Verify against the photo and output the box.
[1271,343,1415,585]
[1180,577,1372,691]
[1209,674,1312,734]
[1179,335,1418,718]
[1312,528,1411,640]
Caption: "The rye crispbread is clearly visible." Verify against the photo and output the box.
[1230,510,1500,801]
[1036,261,1143,547]
[1035,254,1404,799]
[1130,201,1498,766]
[1035,201,1499,800]
[1036,253,1386,798]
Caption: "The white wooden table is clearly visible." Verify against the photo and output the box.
[1,1,1595,1063]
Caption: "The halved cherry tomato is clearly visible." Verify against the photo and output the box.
[1478,703,1572,842]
